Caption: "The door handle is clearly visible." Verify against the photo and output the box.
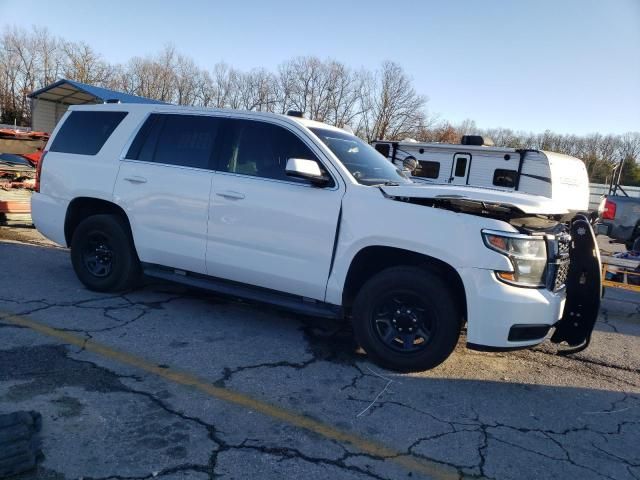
[123,176,147,184]
[216,190,245,200]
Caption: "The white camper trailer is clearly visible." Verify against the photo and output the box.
[371,136,590,213]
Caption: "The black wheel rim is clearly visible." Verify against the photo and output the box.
[82,232,113,278]
[372,291,435,353]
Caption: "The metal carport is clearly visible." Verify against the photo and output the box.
[28,79,165,133]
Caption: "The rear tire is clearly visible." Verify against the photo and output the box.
[70,214,140,292]
[351,266,462,372]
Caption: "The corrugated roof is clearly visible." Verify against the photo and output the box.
[29,79,166,105]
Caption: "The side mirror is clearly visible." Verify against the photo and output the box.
[285,158,331,187]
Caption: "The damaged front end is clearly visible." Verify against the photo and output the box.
[379,185,603,354]
[517,215,602,353]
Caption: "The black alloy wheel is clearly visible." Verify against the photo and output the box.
[82,232,114,278]
[372,291,435,353]
[352,266,462,372]
[71,214,141,292]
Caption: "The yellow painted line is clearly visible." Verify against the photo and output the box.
[0,310,461,480]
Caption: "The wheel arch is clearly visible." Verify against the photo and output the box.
[341,245,467,319]
[64,197,132,247]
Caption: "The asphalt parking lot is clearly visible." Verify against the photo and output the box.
[1,226,639,480]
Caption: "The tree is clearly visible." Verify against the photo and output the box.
[1,23,638,190]
[61,41,114,85]
[358,61,426,142]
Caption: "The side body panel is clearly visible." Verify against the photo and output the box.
[325,186,515,305]
[33,108,145,246]
[205,115,345,300]
[113,160,213,274]
[600,195,640,242]
[207,173,343,299]
[517,151,553,198]
[465,150,516,189]
[38,110,143,204]
[544,151,590,212]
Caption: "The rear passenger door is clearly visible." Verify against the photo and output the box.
[113,113,218,274]
[206,118,344,301]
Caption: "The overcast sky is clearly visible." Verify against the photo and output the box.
[1,0,638,135]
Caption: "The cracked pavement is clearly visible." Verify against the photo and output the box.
[0,227,639,479]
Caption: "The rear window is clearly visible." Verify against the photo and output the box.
[50,111,127,155]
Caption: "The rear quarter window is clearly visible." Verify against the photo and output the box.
[50,111,127,155]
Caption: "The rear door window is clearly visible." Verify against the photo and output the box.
[50,111,127,155]
[126,114,219,169]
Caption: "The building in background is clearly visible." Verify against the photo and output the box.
[28,79,164,133]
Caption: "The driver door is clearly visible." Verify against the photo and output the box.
[206,118,344,300]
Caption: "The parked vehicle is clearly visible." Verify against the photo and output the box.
[32,105,601,371]
[371,136,590,214]
[597,195,640,251]
[595,162,640,251]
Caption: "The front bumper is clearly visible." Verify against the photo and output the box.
[460,267,566,349]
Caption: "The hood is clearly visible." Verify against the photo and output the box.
[379,184,568,216]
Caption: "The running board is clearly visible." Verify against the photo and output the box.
[142,264,343,319]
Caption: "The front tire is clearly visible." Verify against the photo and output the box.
[70,214,140,292]
[352,266,462,372]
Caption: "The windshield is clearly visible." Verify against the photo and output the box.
[310,128,412,186]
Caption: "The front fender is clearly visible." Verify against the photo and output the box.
[324,190,515,304]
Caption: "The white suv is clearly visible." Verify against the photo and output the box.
[31,104,601,371]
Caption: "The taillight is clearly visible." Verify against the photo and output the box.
[35,151,47,193]
[601,198,616,220]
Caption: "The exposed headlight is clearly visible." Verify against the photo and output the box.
[482,230,548,288]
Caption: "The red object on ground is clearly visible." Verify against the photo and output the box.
[0,129,50,140]
[0,190,31,213]
[0,200,31,214]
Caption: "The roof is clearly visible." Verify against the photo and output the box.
[66,103,350,136]
[373,139,519,154]
[28,79,166,105]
